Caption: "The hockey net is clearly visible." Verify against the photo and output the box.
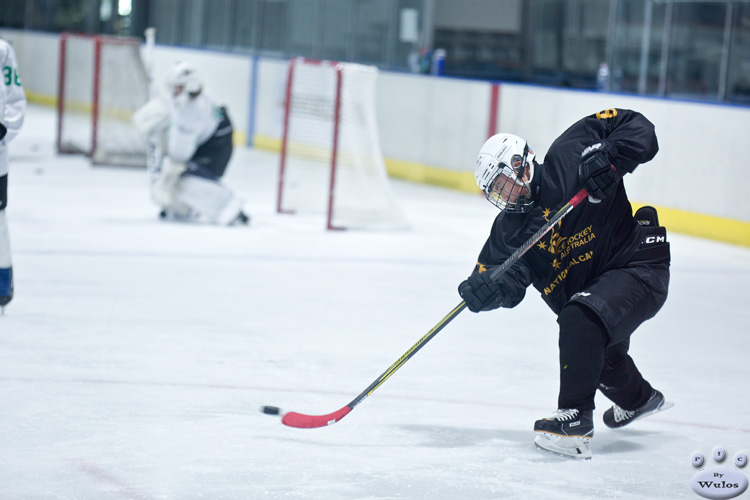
[277,58,408,230]
[57,34,149,167]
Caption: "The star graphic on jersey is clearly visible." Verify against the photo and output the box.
[542,208,551,221]
[551,259,561,270]
[537,241,547,251]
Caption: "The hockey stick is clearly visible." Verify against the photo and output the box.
[264,188,590,429]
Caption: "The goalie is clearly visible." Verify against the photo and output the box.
[133,61,249,226]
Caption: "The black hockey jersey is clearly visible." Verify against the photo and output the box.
[474,108,659,315]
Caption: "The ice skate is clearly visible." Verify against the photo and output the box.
[534,408,594,460]
[603,390,673,429]
[229,210,250,226]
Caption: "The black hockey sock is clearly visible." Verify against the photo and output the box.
[556,303,607,411]
[598,342,653,410]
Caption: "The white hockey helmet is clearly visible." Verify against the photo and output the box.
[164,61,202,107]
[475,133,536,213]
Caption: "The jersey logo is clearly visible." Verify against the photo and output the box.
[645,235,666,245]
[2,66,21,86]
[595,109,617,120]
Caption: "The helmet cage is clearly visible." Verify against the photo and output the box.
[483,144,534,213]
[165,62,202,107]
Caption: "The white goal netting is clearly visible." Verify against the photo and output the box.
[57,34,149,167]
[277,58,408,230]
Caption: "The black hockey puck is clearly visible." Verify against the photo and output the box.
[261,405,281,415]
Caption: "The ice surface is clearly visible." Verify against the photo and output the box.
[1,105,749,499]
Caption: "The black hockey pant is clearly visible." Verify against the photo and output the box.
[0,174,7,210]
[556,233,670,412]
[186,107,234,181]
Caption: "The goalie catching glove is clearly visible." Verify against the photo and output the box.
[150,158,187,207]
[458,265,528,313]
[578,141,619,203]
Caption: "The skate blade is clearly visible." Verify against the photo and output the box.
[627,401,675,426]
[655,401,675,414]
[534,433,592,460]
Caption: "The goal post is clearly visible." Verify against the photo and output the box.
[276,57,409,231]
[57,33,150,167]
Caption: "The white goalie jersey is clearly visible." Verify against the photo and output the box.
[167,92,224,164]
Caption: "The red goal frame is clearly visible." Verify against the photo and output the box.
[56,33,145,165]
[276,57,345,231]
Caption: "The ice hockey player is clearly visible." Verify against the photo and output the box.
[133,61,249,226]
[0,38,26,313]
[458,109,672,459]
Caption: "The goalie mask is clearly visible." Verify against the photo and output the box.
[475,133,536,213]
[165,61,202,108]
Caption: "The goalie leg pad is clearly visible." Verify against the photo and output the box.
[174,175,246,226]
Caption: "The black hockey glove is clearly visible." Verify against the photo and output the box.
[578,141,619,203]
[459,263,530,313]
[0,123,6,141]
[459,269,515,313]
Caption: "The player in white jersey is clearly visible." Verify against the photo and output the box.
[134,61,248,226]
[0,38,26,312]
